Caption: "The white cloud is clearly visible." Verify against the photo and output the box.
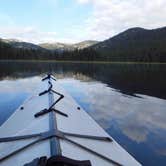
[77,0,90,4]
[0,25,58,44]
[0,12,58,43]
[77,0,166,41]
[0,17,85,44]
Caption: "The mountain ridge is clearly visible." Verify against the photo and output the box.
[39,40,99,51]
[89,26,166,62]
[1,38,99,51]
[1,38,45,50]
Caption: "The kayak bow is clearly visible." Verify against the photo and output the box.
[0,74,141,166]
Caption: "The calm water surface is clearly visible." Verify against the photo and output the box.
[0,61,166,166]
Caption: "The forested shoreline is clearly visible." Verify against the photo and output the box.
[0,39,166,62]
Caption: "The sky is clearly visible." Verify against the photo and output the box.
[0,0,166,44]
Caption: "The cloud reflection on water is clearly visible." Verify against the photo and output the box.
[59,78,166,144]
[0,76,41,93]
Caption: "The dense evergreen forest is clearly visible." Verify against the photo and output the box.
[0,39,166,62]
[0,40,100,61]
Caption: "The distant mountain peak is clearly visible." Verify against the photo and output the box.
[39,40,99,51]
[1,38,44,50]
[2,38,23,43]
[126,27,146,31]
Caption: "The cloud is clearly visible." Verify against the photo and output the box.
[0,25,58,44]
[76,0,166,40]
[0,10,59,44]
[0,15,84,44]
[77,0,90,4]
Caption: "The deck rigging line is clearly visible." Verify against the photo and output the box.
[35,80,67,118]
[42,74,56,82]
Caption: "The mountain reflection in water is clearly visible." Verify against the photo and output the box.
[0,61,166,99]
[0,61,166,166]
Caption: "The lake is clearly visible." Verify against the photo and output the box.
[0,61,166,166]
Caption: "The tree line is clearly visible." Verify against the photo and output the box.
[0,40,166,62]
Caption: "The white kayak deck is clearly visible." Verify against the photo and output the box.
[0,76,141,166]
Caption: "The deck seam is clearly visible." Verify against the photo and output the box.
[48,79,62,156]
